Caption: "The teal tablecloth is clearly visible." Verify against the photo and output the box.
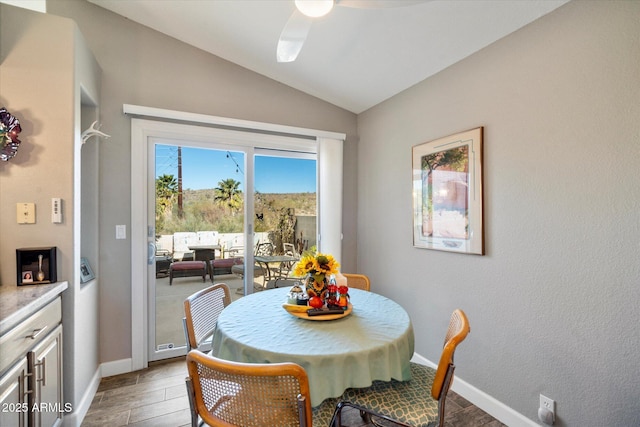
[211,287,414,407]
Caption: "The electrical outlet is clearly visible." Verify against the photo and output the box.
[539,394,555,425]
[540,394,554,411]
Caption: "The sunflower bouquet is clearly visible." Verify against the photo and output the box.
[292,252,340,299]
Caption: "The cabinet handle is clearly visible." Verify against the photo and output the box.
[35,357,47,386]
[25,325,47,340]
[24,370,34,396]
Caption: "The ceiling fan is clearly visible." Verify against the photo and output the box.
[277,0,427,63]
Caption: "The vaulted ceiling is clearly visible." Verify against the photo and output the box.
[88,0,568,114]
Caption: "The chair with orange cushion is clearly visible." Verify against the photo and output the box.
[332,309,470,427]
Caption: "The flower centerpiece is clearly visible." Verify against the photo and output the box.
[293,251,340,305]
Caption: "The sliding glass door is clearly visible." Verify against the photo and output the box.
[148,143,318,361]
[253,150,317,284]
[129,113,343,368]
[150,143,248,360]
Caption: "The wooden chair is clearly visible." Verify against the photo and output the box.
[332,309,470,427]
[342,273,371,291]
[186,350,337,427]
[183,283,232,427]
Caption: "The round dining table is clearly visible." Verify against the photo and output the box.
[211,286,415,407]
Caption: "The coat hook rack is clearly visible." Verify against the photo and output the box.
[81,121,111,144]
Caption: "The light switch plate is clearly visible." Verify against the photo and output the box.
[116,225,126,239]
[17,203,35,224]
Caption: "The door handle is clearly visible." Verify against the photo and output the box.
[35,357,46,386]
[148,242,156,265]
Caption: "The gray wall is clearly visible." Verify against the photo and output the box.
[47,0,359,364]
[356,1,639,425]
[6,0,638,424]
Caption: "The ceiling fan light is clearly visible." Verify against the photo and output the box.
[295,0,334,18]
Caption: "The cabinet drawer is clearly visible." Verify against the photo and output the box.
[0,298,61,375]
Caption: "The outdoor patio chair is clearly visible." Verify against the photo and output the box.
[269,242,299,280]
[232,242,273,281]
[229,241,273,281]
[155,249,172,278]
[332,309,470,427]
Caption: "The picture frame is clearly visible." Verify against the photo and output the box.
[412,127,484,255]
[22,270,34,283]
[80,257,95,283]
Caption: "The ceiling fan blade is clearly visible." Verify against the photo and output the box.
[337,0,428,8]
[277,9,313,63]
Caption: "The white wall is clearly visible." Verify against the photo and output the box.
[356,1,639,425]
[72,22,102,425]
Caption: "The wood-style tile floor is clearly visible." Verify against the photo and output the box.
[81,357,506,426]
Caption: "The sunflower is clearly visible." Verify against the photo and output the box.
[292,252,340,277]
[314,253,339,276]
[293,254,317,277]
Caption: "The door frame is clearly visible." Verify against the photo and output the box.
[128,104,345,370]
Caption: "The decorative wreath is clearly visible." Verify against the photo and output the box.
[0,107,22,161]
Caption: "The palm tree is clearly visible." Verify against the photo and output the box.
[214,178,243,215]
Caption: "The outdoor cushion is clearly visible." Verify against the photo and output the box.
[169,261,207,285]
[212,258,243,276]
[171,261,206,271]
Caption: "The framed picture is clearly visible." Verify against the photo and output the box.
[80,257,95,283]
[22,271,34,283]
[412,127,484,255]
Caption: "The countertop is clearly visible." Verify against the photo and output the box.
[0,281,68,334]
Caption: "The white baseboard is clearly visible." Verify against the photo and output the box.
[65,359,133,426]
[63,367,101,427]
[100,357,133,378]
[411,353,538,427]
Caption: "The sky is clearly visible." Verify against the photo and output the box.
[155,145,316,193]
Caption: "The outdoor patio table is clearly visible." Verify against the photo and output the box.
[254,254,298,281]
[211,287,414,407]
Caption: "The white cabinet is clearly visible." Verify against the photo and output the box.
[0,297,63,427]
[0,357,29,427]
[28,324,63,427]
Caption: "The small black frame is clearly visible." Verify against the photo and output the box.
[16,247,57,285]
